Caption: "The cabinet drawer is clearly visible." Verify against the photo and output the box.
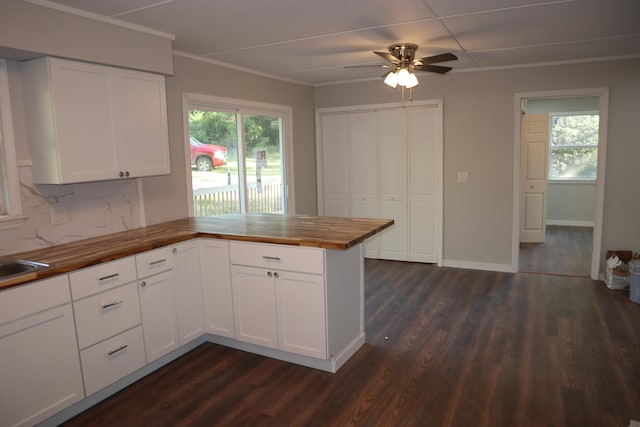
[80,325,146,396]
[74,282,141,349]
[0,275,71,325]
[70,257,137,300]
[229,241,325,274]
[135,246,173,278]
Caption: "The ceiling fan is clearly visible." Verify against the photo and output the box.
[347,43,458,89]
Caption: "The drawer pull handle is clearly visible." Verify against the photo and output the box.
[149,259,167,266]
[107,345,128,356]
[140,281,147,287]
[99,273,120,281]
[262,256,281,261]
[101,300,123,310]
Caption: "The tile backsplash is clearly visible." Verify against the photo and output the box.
[0,165,142,256]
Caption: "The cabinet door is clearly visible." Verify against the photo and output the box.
[112,69,170,178]
[171,241,205,345]
[0,304,84,427]
[276,271,327,359]
[199,239,234,338]
[231,265,277,348]
[22,57,118,183]
[138,271,179,362]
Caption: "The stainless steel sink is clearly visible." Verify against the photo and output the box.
[0,259,50,279]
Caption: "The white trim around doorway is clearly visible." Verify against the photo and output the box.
[512,87,609,280]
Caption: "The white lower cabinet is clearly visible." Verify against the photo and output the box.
[199,239,234,338]
[171,241,205,345]
[231,265,279,348]
[230,241,328,359]
[136,241,205,362]
[80,326,146,396]
[0,276,84,427]
[138,269,179,362]
[276,271,327,359]
[3,236,364,425]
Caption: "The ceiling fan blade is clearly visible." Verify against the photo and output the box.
[374,51,400,63]
[413,53,458,66]
[344,64,392,68]
[414,64,453,74]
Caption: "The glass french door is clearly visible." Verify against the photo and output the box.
[188,104,287,216]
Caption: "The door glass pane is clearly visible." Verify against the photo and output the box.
[243,114,285,214]
[189,108,240,215]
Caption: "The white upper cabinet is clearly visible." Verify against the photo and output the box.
[22,57,170,184]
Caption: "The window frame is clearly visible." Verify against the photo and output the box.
[0,59,24,228]
[548,110,599,182]
[182,93,295,216]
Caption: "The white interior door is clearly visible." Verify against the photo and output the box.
[520,113,549,243]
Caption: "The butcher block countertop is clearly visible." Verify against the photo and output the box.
[1,214,393,290]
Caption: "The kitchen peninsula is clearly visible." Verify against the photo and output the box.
[0,214,393,427]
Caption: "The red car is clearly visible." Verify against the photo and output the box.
[190,136,227,171]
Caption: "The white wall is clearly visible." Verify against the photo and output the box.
[547,182,595,226]
[314,58,640,270]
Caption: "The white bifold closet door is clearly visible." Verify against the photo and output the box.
[317,102,442,264]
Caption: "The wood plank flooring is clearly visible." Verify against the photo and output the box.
[63,259,640,427]
[519,225,593,277]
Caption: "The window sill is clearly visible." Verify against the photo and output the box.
[0,214,28,231]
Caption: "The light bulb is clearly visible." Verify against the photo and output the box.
[396,68,410,86]
[384,71,398,88]
[405,72,419,88]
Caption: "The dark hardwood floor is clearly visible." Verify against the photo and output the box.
[520,225,593,277]
[63,259,640,427]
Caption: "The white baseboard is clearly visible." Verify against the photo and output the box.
[442,259,516,273]
[546,219,594,227]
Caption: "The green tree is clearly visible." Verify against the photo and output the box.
[550,114,598,179]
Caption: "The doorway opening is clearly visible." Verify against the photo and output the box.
[513,88,609,280]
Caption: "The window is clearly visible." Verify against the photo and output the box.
[549,112,599,180]
[0,59,23,223]
[185,95,293,216]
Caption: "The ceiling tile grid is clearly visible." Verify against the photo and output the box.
[23,0,640,85]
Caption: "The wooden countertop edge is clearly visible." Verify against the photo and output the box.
[0,218,394,291]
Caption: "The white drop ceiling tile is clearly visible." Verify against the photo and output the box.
[425,0,565,17]
[43,0,165,17]
[111,0,436,54]
[442,0,640,51]
[468,34,640,67]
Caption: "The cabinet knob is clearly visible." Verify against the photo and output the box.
[125,171,130,177]
[267,271,273,277]
[119,171,124,177]
[274,272,279,278]
[172,247,178,254]
[140,281,147,287]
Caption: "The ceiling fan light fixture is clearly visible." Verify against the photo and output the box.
[404,71,419,88]
[391,68,419,89]
[384,71,399,88]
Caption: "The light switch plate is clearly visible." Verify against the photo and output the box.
[457,171,469,184]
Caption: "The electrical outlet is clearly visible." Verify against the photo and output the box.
[457,171,469,184]
[49,205,68,225]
